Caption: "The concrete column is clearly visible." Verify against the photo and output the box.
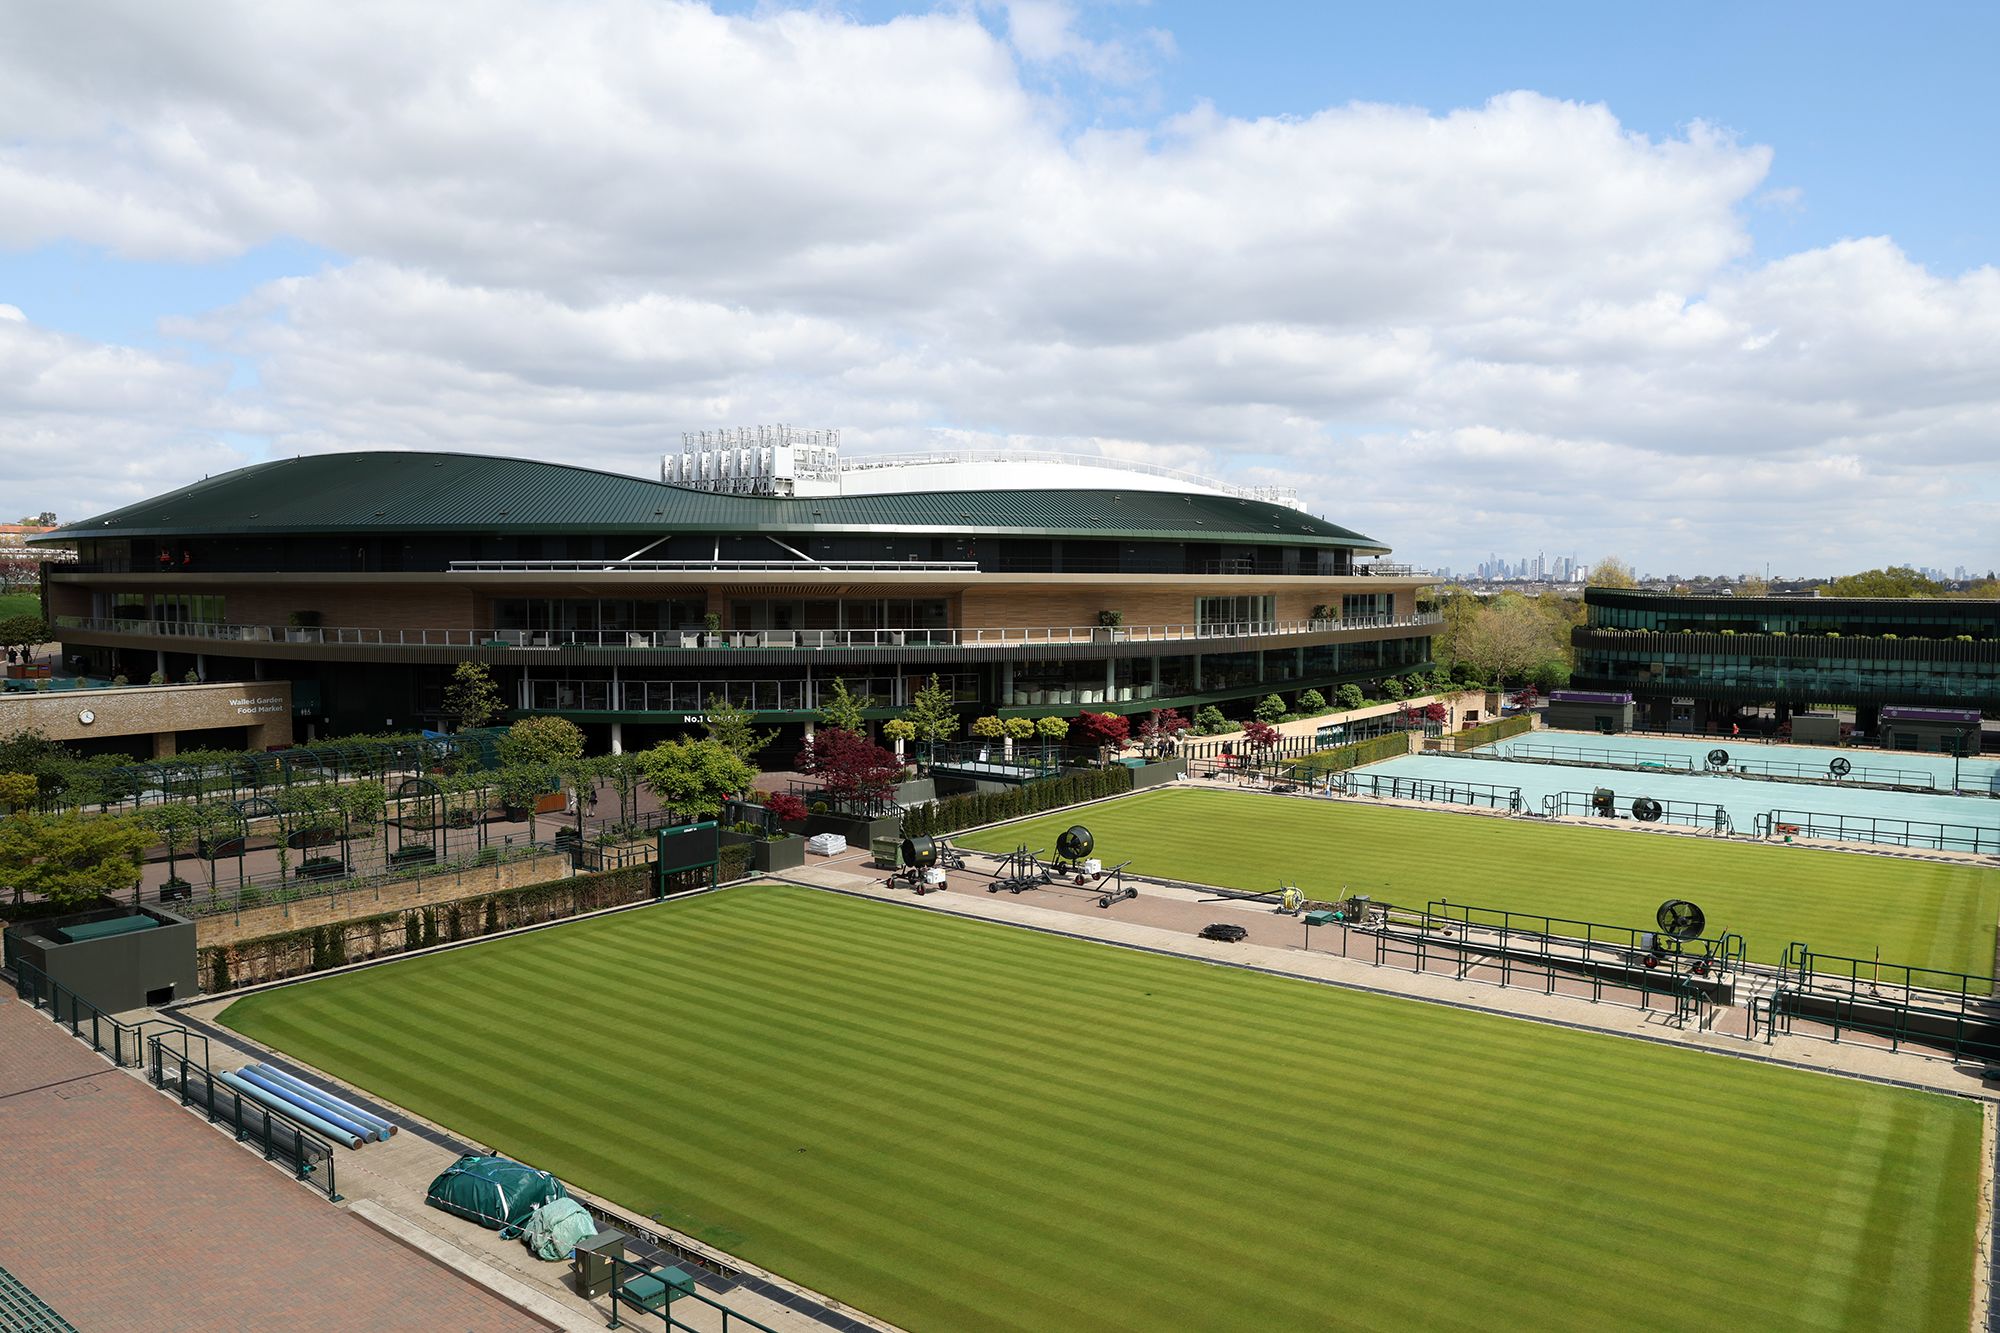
[803,720,816,742]
[1001,660,1014,707]
[252,658,265,680]
[152,730,177,759]
[1105,659,1116,703]
[155,648,167,678]
[1151,657,1161,691]
[195,653,207,681]
[610,722,624,755]
[1193,655,1203,690]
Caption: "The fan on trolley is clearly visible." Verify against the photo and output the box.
[1636,898,1724,977]
[1051,825,1102,883]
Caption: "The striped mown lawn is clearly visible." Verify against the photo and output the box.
[221,886,1981,1332]
[957,787,2000,978]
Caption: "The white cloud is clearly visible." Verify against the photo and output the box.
[0,1,1994,574]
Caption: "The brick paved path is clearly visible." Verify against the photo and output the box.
[0,1002,550,1333]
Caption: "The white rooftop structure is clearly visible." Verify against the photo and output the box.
[663,429,1300,508]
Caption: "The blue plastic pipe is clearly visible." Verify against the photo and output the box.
[247,1065,397,1138]
[216,1070,362,1149]
[234,1068,379,1142]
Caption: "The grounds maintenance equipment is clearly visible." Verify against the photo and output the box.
[232,1068,381,1143]
[1095,861,1137,908]
[520,1197,600,1261]
[989,844,1053,894]
[1278,885,1305,916]
[242,1065,396,1140]
[1052,825,1099,881]
[426,1155,566,1232]
[215,1069,362,1149]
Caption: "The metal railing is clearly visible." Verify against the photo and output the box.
[1773,943,2000,1060]
[603,1252,779,1332]
[6,956,205,1068]
[55,610,1440,652]
[1469,741,1941,791]
[1542,790,1733,835]
[149,1038,340,1199]
[1755,809,2000,855]
[1329,772,1524,810]
[447,558,981,573]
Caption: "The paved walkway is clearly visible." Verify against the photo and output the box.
[165,993,892,1333]
[0,1002,552,1333]
[782,839,2000,1103]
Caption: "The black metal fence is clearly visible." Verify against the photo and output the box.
[1542,790,1734,835]
[1771,944,2000,1062]
[148,1038,341,1199]
[1756,809,2000,855]
[1330,772,1524,811]
[5,958,203,1068]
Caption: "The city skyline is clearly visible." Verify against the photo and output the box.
[2,2,1996,573]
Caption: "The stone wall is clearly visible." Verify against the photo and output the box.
[193,849,571,947]
[0,680,293,754]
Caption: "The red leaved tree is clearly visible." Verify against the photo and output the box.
[764,791,809,824]
[1136,707,1190,757]
[796,728,904,806]
[1423,701,1449,725]
[1242,719,1282,752]
[1071,711,1131,763]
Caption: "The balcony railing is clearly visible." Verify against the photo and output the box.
[54,611,1439,652]
[446,558,982,573]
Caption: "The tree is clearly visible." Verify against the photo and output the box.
[1821,566,1946,598]
[1034,715,1069,741]
[703,692,777,764]
[1242,719,1281,753]
[1192,705,1228,735]
[1253,693,1287,723]
[495,762,558,839]
[594,752,646,831]
[1457,602,1555,691]
[816,677,873,734]
[1589,557,1636,588]
[795,728,904,806]
[1135,708,1190,757]
[1295,689,1326,715]
[441,661,504,730]
[0,810,150,908]
[1736,573,1770,597]
[1423,701,1449,724]
[142,802,201,889]
[1381,676,1407,700]
[901,673,961,760]
[969,715,1006,741]
[765,791,809,824]
[881,718,916,748]
[0,613,50,658]
[1071,711,1130,762]
[1335,683,1365,711]
[635,738,759,821]
[1002,717,1036,742]
[496,715,585,769]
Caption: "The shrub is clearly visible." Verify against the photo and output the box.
[969,715,1006,740]
[148,670,167,685]
[1003,717,1037,741]
[765,791,809,823]
[1192,705,1228,735]
[209,950,230,993]
[183,669,200,684]
[1335,684,1365,711]
[1296,688,1327,715]
[112,674,129,687]
[1381,677,1407,700]
[1253,693,1287,723]
[1035,716,1069,740]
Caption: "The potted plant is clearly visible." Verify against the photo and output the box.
[286,610,323,643]
[1311,604,1335,626]
[1094,609,1127,643]
[702,611,724,648]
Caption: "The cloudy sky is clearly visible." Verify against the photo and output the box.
[2,1,1996,577]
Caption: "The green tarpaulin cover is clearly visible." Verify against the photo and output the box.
[424,1155,566,1231]
[519,1197,599,1261]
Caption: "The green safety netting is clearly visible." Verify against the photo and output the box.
[424,1155,566,1231]
[519,1197,599,1261]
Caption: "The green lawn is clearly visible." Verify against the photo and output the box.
[221,885,1981,1332]
[0,591,41,621]
[958,787,2000,978]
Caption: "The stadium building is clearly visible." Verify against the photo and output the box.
[34,436,1437,751]
[1572,586,1998,742]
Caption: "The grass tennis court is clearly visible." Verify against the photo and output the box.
[221,885,1980,1332]
[958,787,2000,978]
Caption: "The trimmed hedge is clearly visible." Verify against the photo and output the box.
[900,767,1132,839]
[1281,732,1411,780]
[1446,714,1535,752]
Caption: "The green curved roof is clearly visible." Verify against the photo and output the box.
[45,451,1388,551]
